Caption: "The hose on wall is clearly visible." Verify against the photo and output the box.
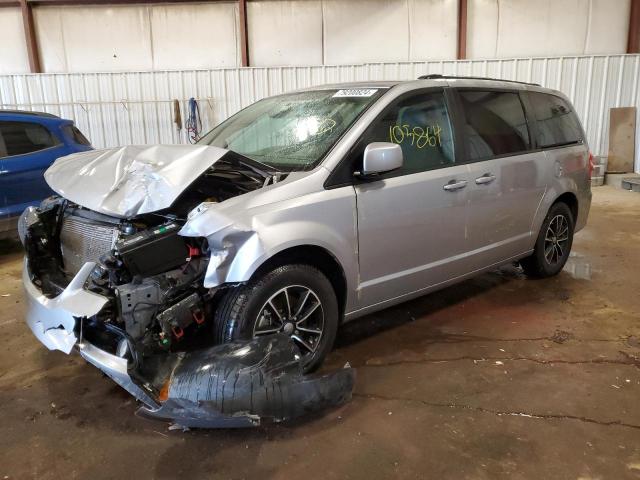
[185,97,201,144]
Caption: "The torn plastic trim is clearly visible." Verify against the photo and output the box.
[139,334,356,428]
[24,254,355,427]
[78,340,160,410]
[23,258,108,354]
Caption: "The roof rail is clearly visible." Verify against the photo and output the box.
[418,74,540,87]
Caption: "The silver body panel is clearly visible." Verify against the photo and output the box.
[25,77,592,360]
[179,78,591,320]
[354,164,470,308]
[44,144,229,218]
[22,260,108,353]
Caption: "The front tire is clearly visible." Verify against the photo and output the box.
[521,202,574,278]
[213,264,339,372]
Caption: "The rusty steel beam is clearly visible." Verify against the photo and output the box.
[456,0,467,60]
[0,0,233,6]
[238,0,249,66]
[19,0,42,72]
[628,0,640,53]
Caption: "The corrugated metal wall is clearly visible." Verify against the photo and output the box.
[1,54,639,171]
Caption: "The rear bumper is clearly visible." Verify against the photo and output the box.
[575,189,592,233]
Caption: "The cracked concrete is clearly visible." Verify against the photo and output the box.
[1,185,640,479]
[353,392,640,431]
[363,353,640,368]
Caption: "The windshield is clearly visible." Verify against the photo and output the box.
[197,88,383,171]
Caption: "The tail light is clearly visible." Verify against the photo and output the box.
[588,152,594,178]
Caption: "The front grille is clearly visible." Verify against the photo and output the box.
[60,214,119,276]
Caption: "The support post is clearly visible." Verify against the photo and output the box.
[19,0,41,73]
[457,0,467,60]
[628,0,640,53]
[239,0,249,67]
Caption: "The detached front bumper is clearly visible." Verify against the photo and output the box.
[22,256,356,427]
[22,257,160,408]
[23,258,106,354]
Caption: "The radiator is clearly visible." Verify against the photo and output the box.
[59,214,119,276]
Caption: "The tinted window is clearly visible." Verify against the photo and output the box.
[459,90,530,161]
[529,92,583,148]
[0,121,59,158]
[358,91,455,175]
[62,124,91,146]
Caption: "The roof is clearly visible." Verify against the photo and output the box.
[417,74,539,86]
[295,76,561,95]
[0,109,61,119]
[295,81,400,93]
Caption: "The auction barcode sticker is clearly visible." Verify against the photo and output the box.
[333,89,378,98]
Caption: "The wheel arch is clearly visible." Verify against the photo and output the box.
[248,244,349,320]
[531,188,579,242]
[553,191,578,223]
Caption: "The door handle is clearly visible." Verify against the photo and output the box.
[475,174,496,185]
[443,180,468,191]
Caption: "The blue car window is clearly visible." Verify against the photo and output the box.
[0,121,60,158]
[61,124,91,146]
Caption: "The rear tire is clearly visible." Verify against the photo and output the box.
[521,202,574,278]
[213,264,339,372]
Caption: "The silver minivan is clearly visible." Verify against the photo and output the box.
[20,76,591,416]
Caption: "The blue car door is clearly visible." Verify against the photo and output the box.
[0,120,68,219]
[0,133,7,226]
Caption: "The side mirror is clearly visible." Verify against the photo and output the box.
[360,142,403,177]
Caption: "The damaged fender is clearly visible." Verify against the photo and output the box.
[140,334,356,428]
[179,203,267,288]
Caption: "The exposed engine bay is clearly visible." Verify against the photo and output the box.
[24,153,265,357]
[21,148,355,427]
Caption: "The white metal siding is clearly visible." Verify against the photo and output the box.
[467,0,631,59]
[1,54,639,171]
[0,8,30,74]
[32,3,240,73]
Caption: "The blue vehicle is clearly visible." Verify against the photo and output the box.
[0,110,92,239]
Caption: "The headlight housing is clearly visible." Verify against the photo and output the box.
[17,206,40,246]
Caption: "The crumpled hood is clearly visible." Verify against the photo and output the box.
[44,144,229,218]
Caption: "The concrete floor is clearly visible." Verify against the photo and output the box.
[1,185,639,480]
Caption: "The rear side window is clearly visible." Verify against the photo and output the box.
[529,92,583,148]
[358,91,455,175]
[458,90,531,161]
[62,124,91,146]
[0,121,59,158]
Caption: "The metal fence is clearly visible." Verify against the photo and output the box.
[1,55,639,169]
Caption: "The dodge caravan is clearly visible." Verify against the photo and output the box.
[19,76,591,423]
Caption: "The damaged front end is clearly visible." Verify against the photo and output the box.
[20,145,354,427]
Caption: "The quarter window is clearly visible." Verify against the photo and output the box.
[529,92,583,148]
[62,124,91,146]
[358,91,455,175]
[458,90,530,161]
[0,121,59,158]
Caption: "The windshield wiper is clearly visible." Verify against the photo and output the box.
[224,150,282,177]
